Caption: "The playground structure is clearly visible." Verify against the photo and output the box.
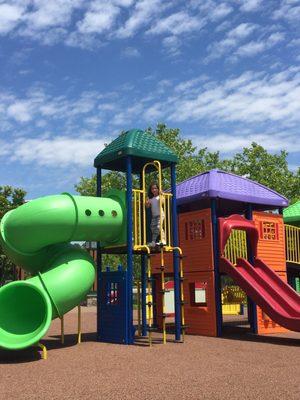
[0,128,299,357]
[149,169,300,336]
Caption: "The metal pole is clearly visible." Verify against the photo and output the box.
[96,167,102,341]
[171,163,181,341]
[137,280,141,336]
[141,254,147,336]
[211,198,222,337]
[245,204,258,334]
[126,156,134,344]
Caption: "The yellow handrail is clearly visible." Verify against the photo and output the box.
[133,160,172,249]
[160,247,167,344]
[142,160,163,246]
[285,224,300,264]
[224,229,247,265]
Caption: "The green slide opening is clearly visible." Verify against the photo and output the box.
[0,281,52,350]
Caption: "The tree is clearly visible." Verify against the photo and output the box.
[146,123,231,186]
[0,185,26,285]
[229,143,300,203]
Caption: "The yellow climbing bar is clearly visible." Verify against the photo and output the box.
[224,229,247,265]
[133,160,172,250]
[160,247,167,344]
[133,189,143,248]
[285,224,300,264]
[146,249,153,346]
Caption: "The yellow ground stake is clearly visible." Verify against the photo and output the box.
[78,305,81,344]
[38,343,47,360]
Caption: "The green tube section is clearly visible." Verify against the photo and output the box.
[0,190,126,350]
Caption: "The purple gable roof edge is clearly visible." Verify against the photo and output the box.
[175,169,289,207]
[211,169,288,204]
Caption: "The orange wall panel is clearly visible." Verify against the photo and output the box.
[151,208,214,275]
[178,209,214,273]
[183,271,217,336]
[253,212,287,333]
[253,212,286,272]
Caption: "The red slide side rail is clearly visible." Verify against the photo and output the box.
[220,256,300,332]
[219,214,258,257]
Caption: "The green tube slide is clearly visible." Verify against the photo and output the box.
[0,190,126,350]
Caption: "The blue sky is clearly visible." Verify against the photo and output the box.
[0,0,299,199]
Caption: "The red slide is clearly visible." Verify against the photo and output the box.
[220,257,300,332]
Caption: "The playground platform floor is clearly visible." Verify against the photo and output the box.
[1,307,299,400]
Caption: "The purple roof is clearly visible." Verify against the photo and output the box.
[176,169,288,208]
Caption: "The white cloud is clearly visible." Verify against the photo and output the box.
[210,3,233,21]
[273,0,300,23]
[165,68,300,129]
[0,3,25,34]
[77,2,120,34]
[147,11,205,36]
[228,23,257,39]
[239,0,262,12]
[206,23,257,61]
[7,101,32,122]
[192,131,300,154]
[8,135,107,167]
[116,0,163,38]
[24,0,83,31]
[162,35,182,56]
[236,32,285,57]
[121,46,140,58]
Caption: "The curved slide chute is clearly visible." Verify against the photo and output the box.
[0,190,126,350]
[219,214,300,332]
[220,257,300,331]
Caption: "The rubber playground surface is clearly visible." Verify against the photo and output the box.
[1,307,299,400]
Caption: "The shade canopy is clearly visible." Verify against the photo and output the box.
[94,129,178,173]
[283,201,300,226]
[176,169,288,211]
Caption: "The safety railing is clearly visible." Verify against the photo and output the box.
[224,229,247,265]
[285,224,300,265]
[133,189,143,248]
[132,160,173,250]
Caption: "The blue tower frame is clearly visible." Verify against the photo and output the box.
[94,129,181,344]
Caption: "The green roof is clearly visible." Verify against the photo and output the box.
[283,200,300,226]
[94,129,178,173]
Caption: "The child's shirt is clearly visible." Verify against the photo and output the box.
[149,196,164,217]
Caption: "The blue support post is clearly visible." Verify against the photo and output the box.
[126,156,134,344]
[171,163,181,341]
[96,167,102,341]
[245,204,258,334]
[141,254,147,336]
[211,198,222,337]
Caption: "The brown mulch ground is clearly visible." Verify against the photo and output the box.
[1,307,299,400]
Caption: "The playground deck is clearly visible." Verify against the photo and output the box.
[1,307,299,400]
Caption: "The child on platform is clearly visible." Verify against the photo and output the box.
[146,182,166,247]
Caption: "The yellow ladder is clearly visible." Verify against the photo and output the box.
[132,160,185,344]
